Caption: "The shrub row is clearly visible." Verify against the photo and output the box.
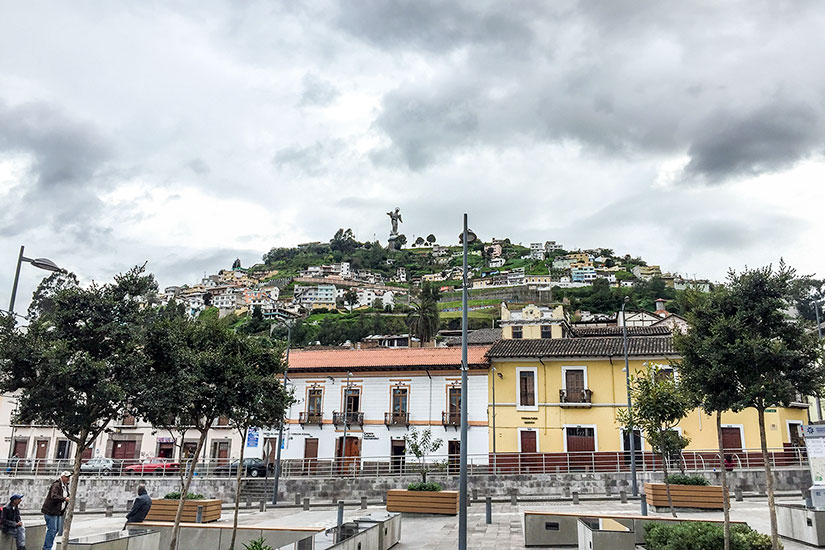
[666,474,709,486]
[407,482,443,492]
[163,491,205,500]
[645,522,776,550]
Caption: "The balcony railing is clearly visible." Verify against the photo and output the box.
[332,411,364,426]
[559,388,593,406]
[384,411,410,427]
[442,411,461,427]
[299,411,324,426]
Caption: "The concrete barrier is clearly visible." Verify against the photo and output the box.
[577,518,635,550]
[66,528,159,550]
[128,521,322,550]
[776,503,825,547]
[1,519,46,550]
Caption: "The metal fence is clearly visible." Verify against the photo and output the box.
[3,446,805,479]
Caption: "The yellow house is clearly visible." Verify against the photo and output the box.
[486,324,808,458]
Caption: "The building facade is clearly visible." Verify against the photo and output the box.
[485,322,808,460]
[267,347,491,468]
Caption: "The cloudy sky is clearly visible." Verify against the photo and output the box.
[1,1,823,309]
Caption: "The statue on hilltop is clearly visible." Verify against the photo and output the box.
[387,207,403,250]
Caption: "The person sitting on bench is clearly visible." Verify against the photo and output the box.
[1,493,26,550]
[124,486,152,529]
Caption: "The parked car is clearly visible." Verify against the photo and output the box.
[214,458,267,478]
[123,457,179,475]
[80,457,121,475]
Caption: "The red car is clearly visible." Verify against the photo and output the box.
[123,457,180,475]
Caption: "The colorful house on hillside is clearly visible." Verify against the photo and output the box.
[485,307,808,471]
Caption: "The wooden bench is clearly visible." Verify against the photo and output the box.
[524,510,747,547]
[127,521,324,550]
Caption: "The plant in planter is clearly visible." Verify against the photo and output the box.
[243,537,274,550]
[666,474,709,486]
[404,427,443,483]
[407,482,443,492]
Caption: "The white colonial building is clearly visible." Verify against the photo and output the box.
[247,347,491,469]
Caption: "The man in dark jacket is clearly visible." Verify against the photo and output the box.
[1,493,26,549]
[41,471,70,550]
[124,486,152,528]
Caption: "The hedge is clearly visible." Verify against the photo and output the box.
[407,482,443,492]
[666,474,710,486]
[645,522,777,550]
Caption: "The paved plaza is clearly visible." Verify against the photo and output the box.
[18,495,813,549]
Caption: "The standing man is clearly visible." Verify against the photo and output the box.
[1,493,26,549]
[41,471,70,550]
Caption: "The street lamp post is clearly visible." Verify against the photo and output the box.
[491,366,497,473]
[621,297,639,499]
[815,300,823,421]
[271,320,292,505]
[458,214,476,550]
[8,245,65,314]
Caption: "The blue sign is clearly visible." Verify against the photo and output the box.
[246,428,260,448]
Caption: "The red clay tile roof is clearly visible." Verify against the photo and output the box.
[288,346,490,372]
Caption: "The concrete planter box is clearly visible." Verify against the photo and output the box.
[777,503,825,546]
[644,482,724,510]
[576,518,635,550]
[386,489,458,515]
[67,528,159,550]
[144,498,222,523]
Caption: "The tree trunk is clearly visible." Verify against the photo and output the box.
[660,433,677,518]
[717,410,730,550]
[60,432,88,550]
[168,429,208,550]
[757,407,780,550]
[229,427,247,550]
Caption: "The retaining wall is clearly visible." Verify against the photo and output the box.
[1,468,811,512]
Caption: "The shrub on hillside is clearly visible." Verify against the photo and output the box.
[665,474,709,486]
[407,482,443,492]
[645,522,776,550]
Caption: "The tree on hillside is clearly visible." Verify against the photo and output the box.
[0,266,157,550]
[226,337,291,550]
[414,236,425,246]
[136,311,247,550]
[232,258,241,269]
[343,288,358,311]
[426,234,436,244]
[330,228,359,254]
[407,282,440,343]
[395,234,407,248]
[617,362,691,518]
[679,263,824,550]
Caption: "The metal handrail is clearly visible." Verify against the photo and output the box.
[442,411,461,426]
[298,411,324,425]
[0,447,807,479]
[332,411,364,426]
[384,412,410,426]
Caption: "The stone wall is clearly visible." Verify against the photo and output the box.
[1,468,810,512]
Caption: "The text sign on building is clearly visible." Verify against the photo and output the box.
[804,425,825,484]
[246,428,260,448]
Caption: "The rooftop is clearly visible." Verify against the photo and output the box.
[487,336,677,358]
[288,345,490,372]
[570,325,672,337]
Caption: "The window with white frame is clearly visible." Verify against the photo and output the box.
[517,367,538,410]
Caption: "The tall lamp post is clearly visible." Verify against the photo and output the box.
[270,319,292,505]
[8,245,65,315]
[621,296,639,500]
[815,299,824,422]
[458,214,476,550]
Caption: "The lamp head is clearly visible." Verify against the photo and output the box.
[29,258,64,273]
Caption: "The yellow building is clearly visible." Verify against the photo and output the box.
[486,324,808,457]
[499,303,567,340]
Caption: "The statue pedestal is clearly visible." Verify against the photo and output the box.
[388,234,398,251]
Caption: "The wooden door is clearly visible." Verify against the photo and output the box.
[565,370,585,402]
[448,387,461,424]
[566,427,595,471]
[622,429,642,467]
[520,431,537,453]
[112,440,136,460]
[214,441,230,464]
[12,440,27,459]
[447,440,460,475]
[35,440,49,473]
[304,438,318,474]
[721,428,742,451]
[81,446,93,460]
